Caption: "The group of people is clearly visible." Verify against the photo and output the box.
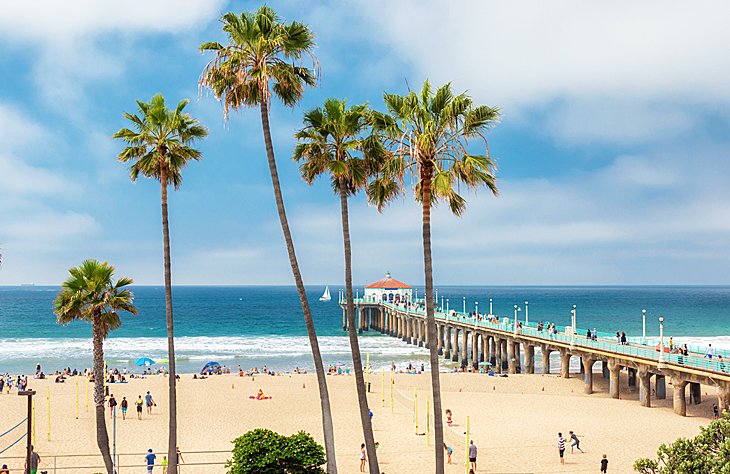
[144,446,184,473]
[0,373,28,394]
[108,391,156,420]
[556,431,609,471]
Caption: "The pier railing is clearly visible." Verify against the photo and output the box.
[344,297,729,375]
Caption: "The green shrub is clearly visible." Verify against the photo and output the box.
[227,428,326,473]
[634,412,730,473]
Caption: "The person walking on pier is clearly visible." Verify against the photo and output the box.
[557,433,566,464]
[569,431,583,453]
[707,343,715,359]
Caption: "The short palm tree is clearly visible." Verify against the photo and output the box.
[369,80,500,473]
[200,8,338,473]
[113,93,207,472]
[294,98,383,473]
[54,259,137,474]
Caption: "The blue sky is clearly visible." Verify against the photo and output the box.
[1,0,730,286]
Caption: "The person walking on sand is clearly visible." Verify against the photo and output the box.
[161,455,168,474]
[558,433,566,464]
[468,440,477,471]
[443,442,453,464]
[145,448,156,473]
[145,391,155,414]
[600,454,609,472]
[121,396,128,420]
[569,430,583,453]
[176,446,185,473]
[108,393,117,417]
[24,445,41,474]
[359,443,366,472]
[136,395,144,420]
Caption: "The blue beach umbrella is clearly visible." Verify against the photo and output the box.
[135,357,155,367]
[201,361,222,374]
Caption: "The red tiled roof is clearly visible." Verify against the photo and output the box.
[365,273,411,289]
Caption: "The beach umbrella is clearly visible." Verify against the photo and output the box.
[335,362,346,367]
[478,361,492,366]
[201,361,222,374]
[135,357,155,367]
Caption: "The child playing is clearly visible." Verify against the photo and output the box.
[600,454,608,473]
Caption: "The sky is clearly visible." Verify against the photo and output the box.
[1,0,730,286]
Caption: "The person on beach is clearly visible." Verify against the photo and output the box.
[713,404,719,419]
[24,445,40,474]
[121,396,128,420]
[109,393,117,416]
[468,440,477,471]
[443,443,453,464]
[145,391,156,414]
[161,455,168,474]
[558,433,566,464]
[445,409,453,426]
[136,395,144,420]
[145,448,156,473]
[176,446,185,473]
[0,463,8,474]
[360,443,366,472]
[569,431,583,453]
[600,453,609,472]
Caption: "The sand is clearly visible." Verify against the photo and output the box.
[0,370,717,473]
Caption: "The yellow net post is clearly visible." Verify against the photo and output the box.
[389,372,394,414]
[365,353,370,387]
[465,416,471,474]
[46,387,51,442]
[75,378,79,419]
[32,396,36,446]
[426,396,431,446]
[414,387,419,435]
[381,367,385,407]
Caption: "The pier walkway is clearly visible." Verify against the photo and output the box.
[340,298,730,415]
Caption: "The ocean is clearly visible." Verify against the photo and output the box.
[1,285,728,375]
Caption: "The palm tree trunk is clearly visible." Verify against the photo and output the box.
[259,98,337,473]
[92,316,114,474]
[160,164,179,473]
[421,170,445,473]
[339,182,379,472]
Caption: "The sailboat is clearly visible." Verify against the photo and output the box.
[319,286,331,302]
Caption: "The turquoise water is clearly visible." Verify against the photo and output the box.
[0,286,728,374]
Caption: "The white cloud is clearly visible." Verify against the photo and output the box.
[353,0,730,144]
[0,1,226,108]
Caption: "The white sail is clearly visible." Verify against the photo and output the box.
[319,286,331,301]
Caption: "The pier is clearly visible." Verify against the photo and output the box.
[339,296,730,416]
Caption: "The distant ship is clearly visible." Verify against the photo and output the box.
[319,286,331,302]
[20,283,35,287]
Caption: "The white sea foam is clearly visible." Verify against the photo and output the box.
[0,335,431,361]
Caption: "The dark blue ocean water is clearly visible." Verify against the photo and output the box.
[0,286,728,374]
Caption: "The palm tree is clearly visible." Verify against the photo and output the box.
[113,94,207,473]
[294,98,384,473]
[54,259,137,474]
[369,80,500,473]
[199,8,337,472]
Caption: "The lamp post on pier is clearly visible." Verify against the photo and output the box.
[570,305,577,348]
[525,301,529,326]
[463,296,466,315]
[642,309,646,344]
[489,298,493,316]
[435,289,438,305]
[475,301,479,318]
[513,305,521,335]
[658,316,666,366]
[441,296,444,312]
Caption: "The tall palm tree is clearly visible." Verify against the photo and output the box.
[54,259,137,474]
[113,94,207,473]
[294,98,384,473]
[199,8,337,472]
[369,80,500,473]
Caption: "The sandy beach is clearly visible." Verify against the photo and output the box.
[0,370,716,473]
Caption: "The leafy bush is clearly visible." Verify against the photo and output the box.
[227,428,326,474]
[634,412,730,473]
